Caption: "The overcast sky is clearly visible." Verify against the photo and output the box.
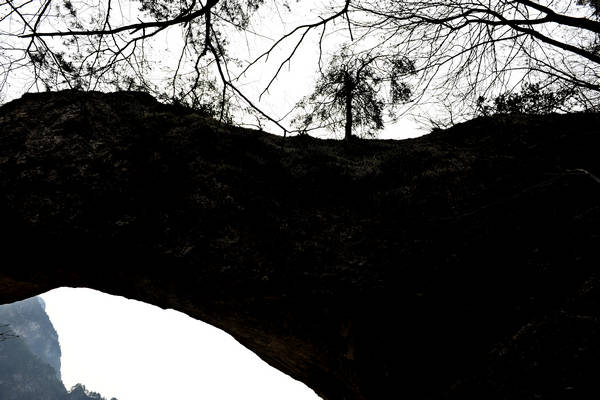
[194,0,426,139]
[41,287,321,400]
[1,0,426,139]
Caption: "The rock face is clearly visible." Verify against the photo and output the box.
[0,296,114,400]
[1,90,599,399]
[0,327,67,400]
[0,297,61,378]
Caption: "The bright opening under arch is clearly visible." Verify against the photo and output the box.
[40,287,322,400]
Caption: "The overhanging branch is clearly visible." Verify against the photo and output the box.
[20,0,220,38]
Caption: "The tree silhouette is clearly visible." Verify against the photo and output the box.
[476,82,577,116]
[1,0,600,130]
[352,0,600,123]
[294,52,414,139]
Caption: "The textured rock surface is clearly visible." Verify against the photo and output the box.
[0,297,61,378]
[0,296,114,400]
[1,90,599,399]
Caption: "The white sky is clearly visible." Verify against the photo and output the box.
[3,0,596,138]
[1,0,428,139]
[40,287,322,400]
[204,0,427,139]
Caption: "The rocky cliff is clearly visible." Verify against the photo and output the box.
[0,90,599,399]
[0,297,115,400]
[0,297,61,378]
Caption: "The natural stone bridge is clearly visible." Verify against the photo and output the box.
[1,91,599,399]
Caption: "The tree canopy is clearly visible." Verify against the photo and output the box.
[1,0,599,136]
[476,82,576,116]
[294,52,414,138]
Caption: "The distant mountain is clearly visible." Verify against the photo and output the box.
[0,330,67,400]
[0,297,61,378]
[0,297,116,400]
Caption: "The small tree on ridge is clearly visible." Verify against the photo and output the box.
[294,52,414,139]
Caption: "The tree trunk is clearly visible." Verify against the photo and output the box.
[344,71,353,140]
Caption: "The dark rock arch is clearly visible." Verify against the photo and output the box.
[1,91,600,400]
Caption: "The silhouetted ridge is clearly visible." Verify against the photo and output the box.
[0,90,599,400]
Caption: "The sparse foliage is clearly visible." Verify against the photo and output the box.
[0,0,266,124]
[350,0,600,124]
[294,51,413,139]
[1,0,600,134]
[476,82,577,116]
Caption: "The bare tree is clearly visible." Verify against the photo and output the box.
[1,0,355,134]
[349,0,600,123]
[1,0,262,119]
[1,0,600,133]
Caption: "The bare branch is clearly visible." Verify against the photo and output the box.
[20,0,219,38]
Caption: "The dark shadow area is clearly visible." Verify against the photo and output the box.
[1,90,599,399]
